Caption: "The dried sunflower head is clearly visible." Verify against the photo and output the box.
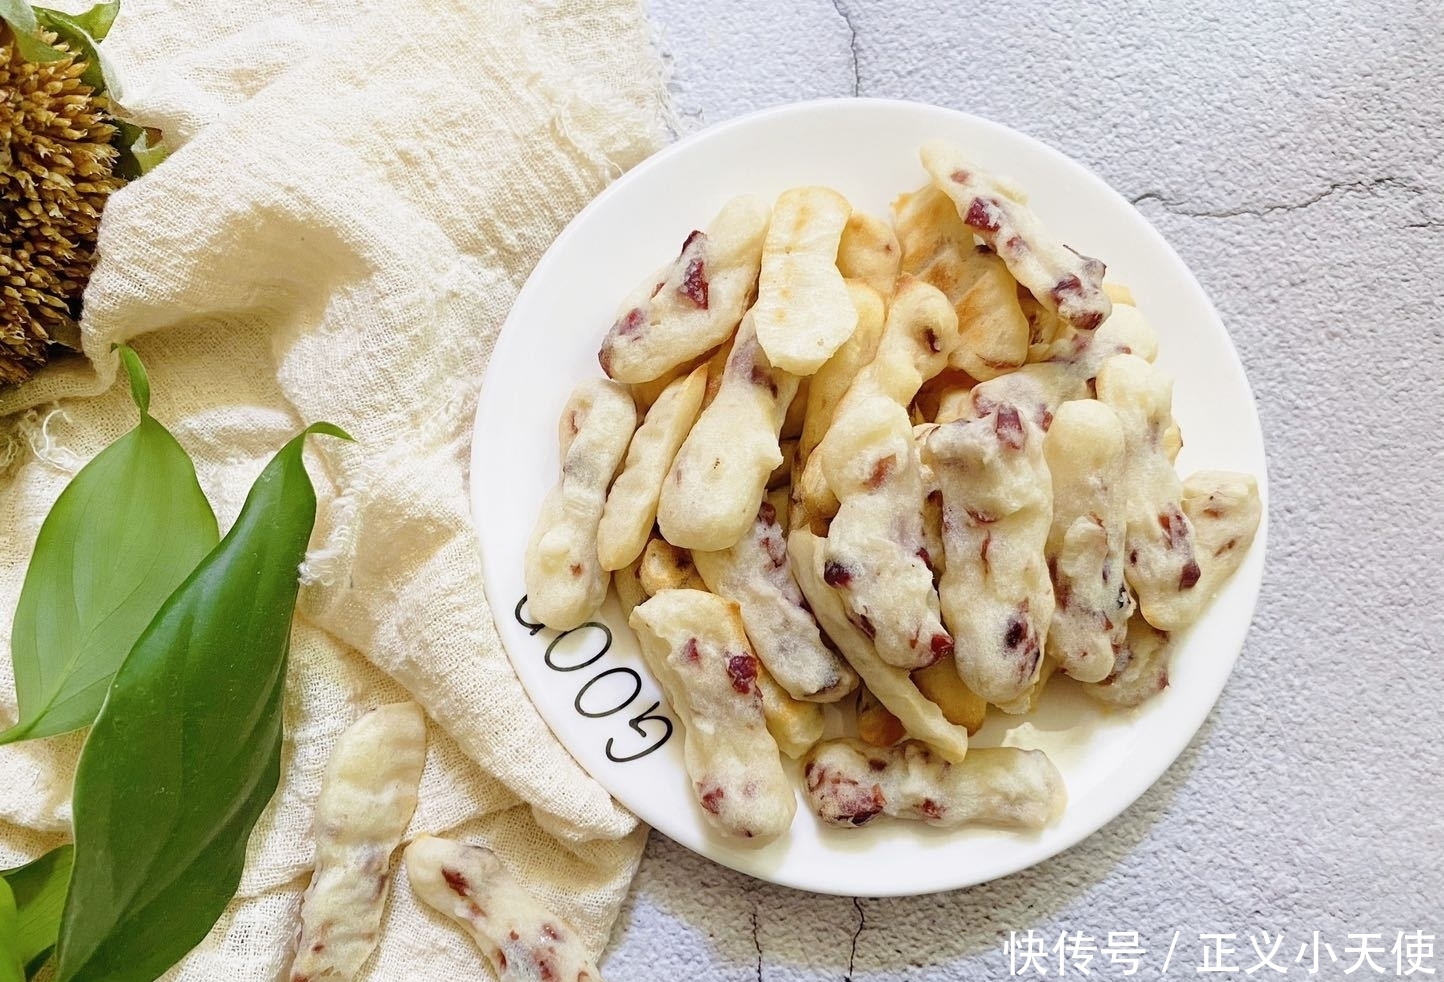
[1,19,126,386]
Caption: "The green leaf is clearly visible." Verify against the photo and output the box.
[0,0,38,36]
[0,347,218,746]
[0,880,23,982]
[2,846,74,977]
[55,423,351,982]
[112,120,166,180]
[32,7,106,90]
[54,0,117,40]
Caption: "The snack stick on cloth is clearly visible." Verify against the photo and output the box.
[925,405,1056,710]
[789,531,971,762]
[1043,399,1134,683]
[1094,353,1204,631]
[628,590,796,840]
[753,187,858,375]
[919,140,1111,332]
[405,836,603,982]
[597,364,708,571]
[289,704,427,982]
[658,313,801,550]
[803,739,1065,829]
[692,497,858,702]
[598,194,771,384]
[524,379,637,630]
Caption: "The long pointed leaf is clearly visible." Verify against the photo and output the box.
[2,845,73,977]
[55,423,350,982]
[0,881,22,982]
[0,348,218,745]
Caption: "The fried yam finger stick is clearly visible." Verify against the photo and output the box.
[803,739,1065,830]
[599,195,770,383]
[524,379,636,630]
[405,836,603,982]
[790,530,970,762]
[693,497,857,702]
[798,280,886,466]
[753,187,858,375]
[289,703,427,982]
[1095,354,1202,631]
[630,590,796,840]
[911,659,988,734]
[597,365,708,571]
[920,140,1111,332]
[925,406,1055,709]
[964,300,1157,429]
[1082,616,1172,708]
[658,313,801,551]
[821,398,952,669]
[1182,470,1263,602]
[1043,399,1134,682]
[638,537,707,594]
[798,276,962,530]
[620,549,824,757]
[836,210,901,299]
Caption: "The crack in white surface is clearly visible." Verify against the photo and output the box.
[845,897,865,980]
[829,0,861,95]
[1130,176,1429,221]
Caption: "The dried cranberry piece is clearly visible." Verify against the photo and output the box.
[726,653,758,694]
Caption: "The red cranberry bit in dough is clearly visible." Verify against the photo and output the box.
[681,638,700,663]
[919,797,946,821]
[679,255,709,308]
[542,924,563,942]
[699,784,725,814]
[994,404,1026,450]
[441,867,470,895]
[929,632,954,661]
[823,561,854,588]
[924,327,942,353]
[864,454,898,490]
[1179,560,1202,590]
[614,306,646,338]
[1157,507,1190,549]
[750,366,778,397]
[963,198,1001,233]
[758,500,777,525]
[1004,612,1029,650]
[726,653,759,694]
[950,169,971,184]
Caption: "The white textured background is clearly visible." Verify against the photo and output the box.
[603,1,1444,978]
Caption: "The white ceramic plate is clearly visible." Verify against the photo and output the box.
[469,98,1267,897]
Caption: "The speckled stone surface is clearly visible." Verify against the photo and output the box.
[603,3,1444,978]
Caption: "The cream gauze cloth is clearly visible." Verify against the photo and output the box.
[0,0,672,977]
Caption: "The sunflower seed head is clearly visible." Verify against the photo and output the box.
[1,22,126,386]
